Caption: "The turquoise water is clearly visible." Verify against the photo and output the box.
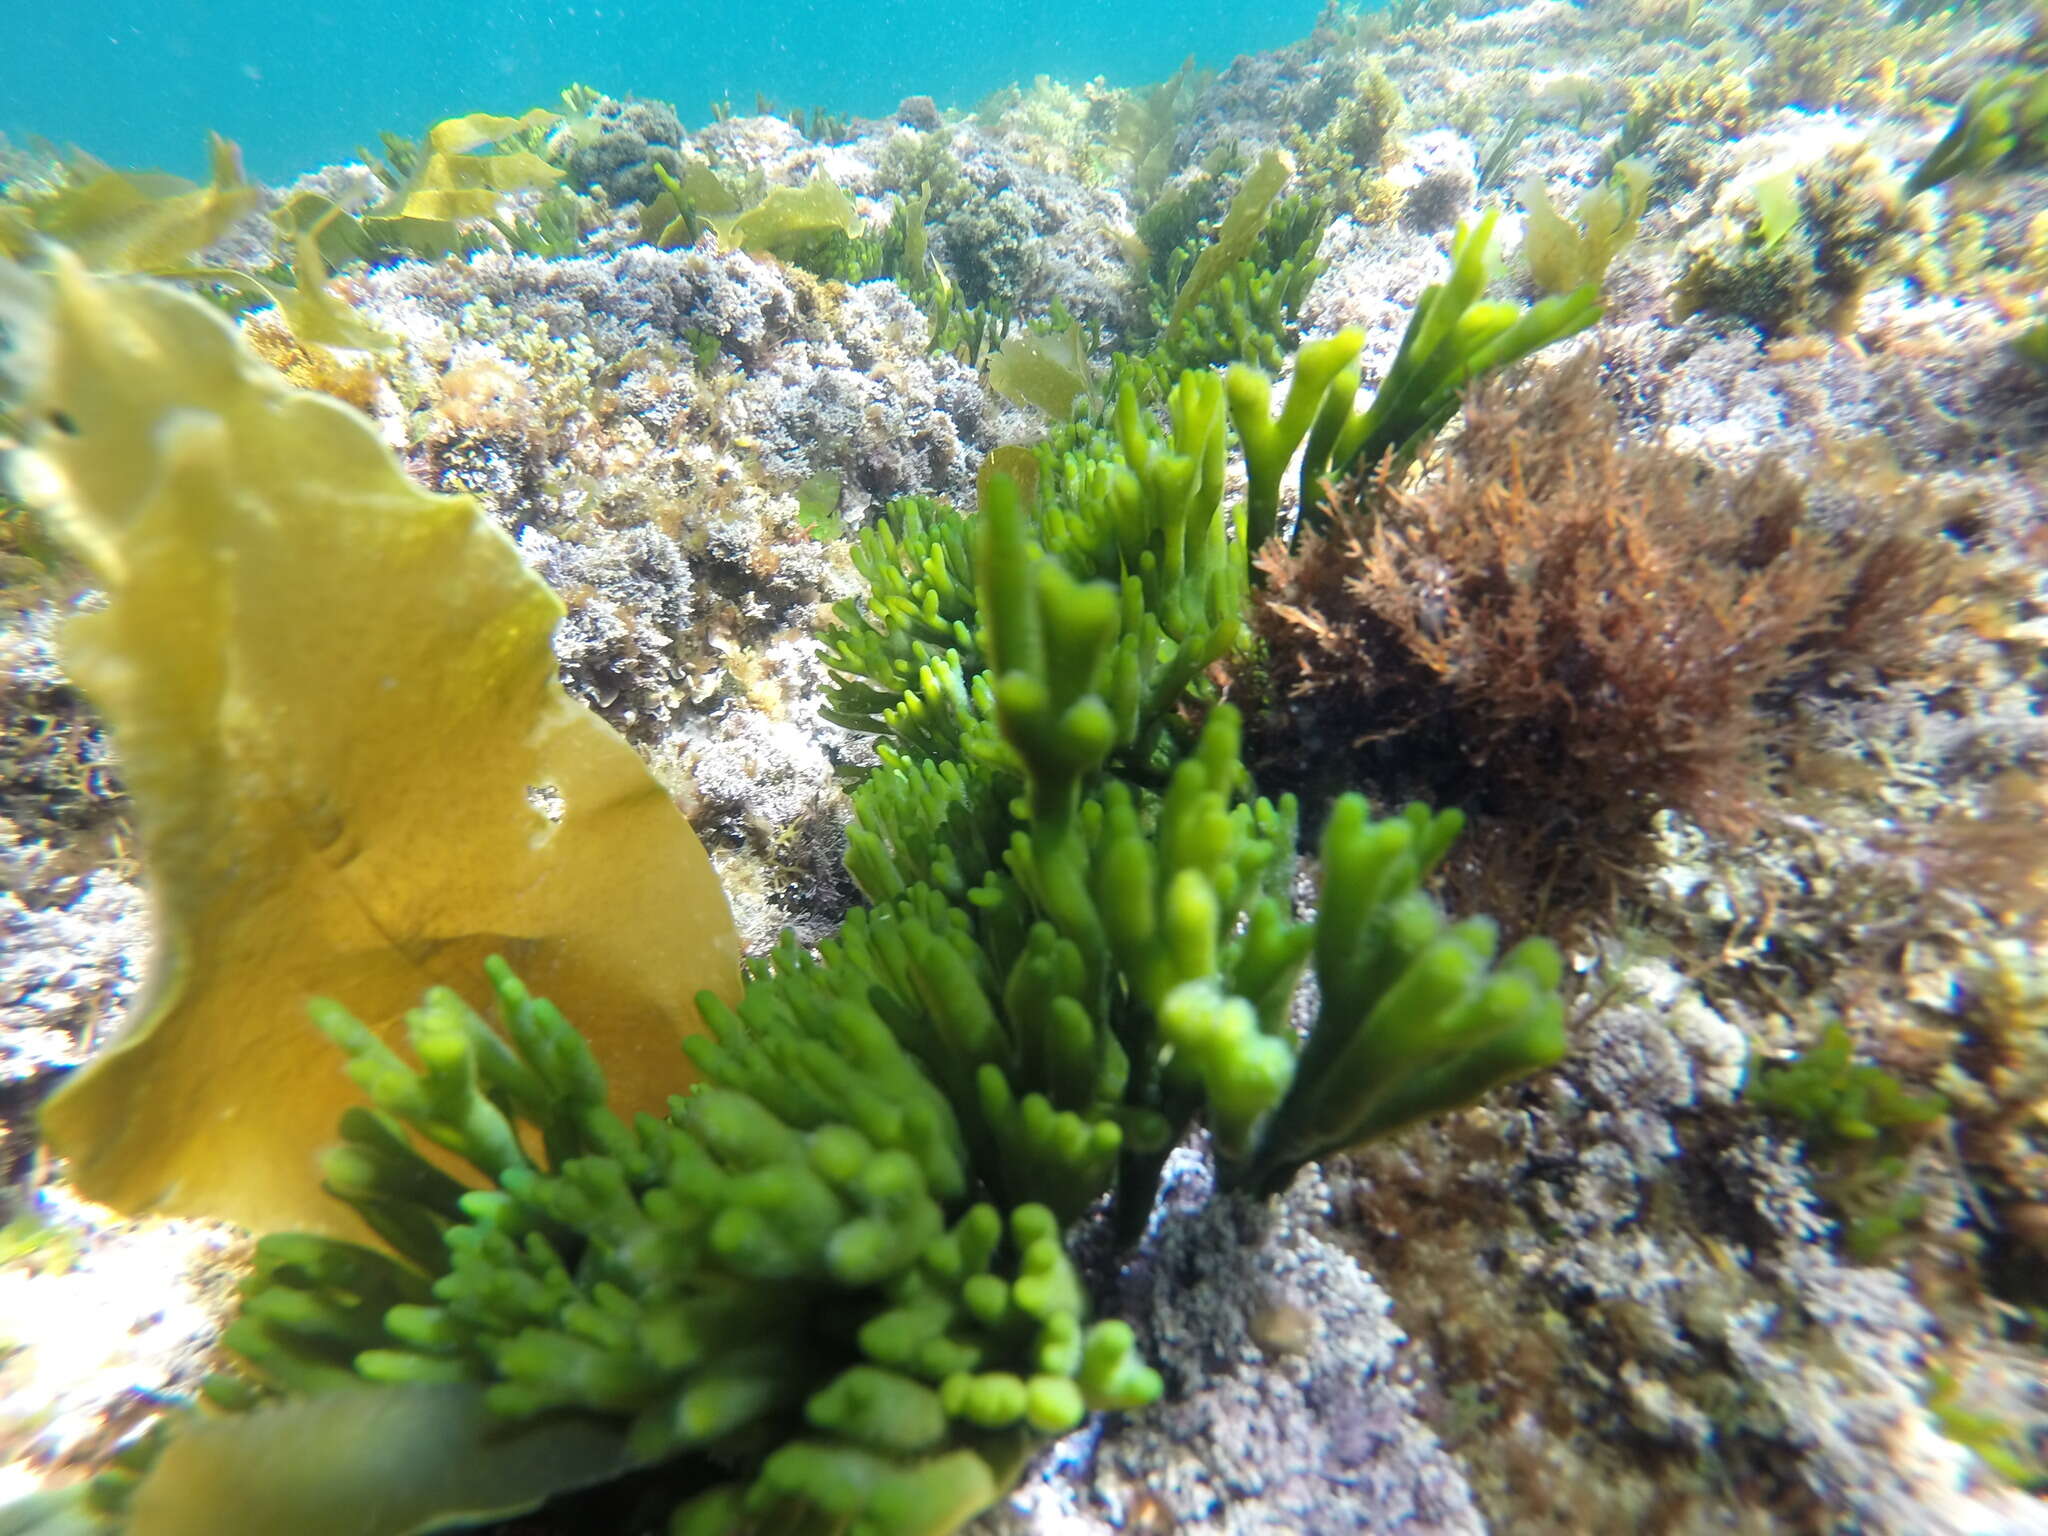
[7,1,1316,182]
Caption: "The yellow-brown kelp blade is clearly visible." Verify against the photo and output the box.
[7,257,740,1238]
[128,1385,632,1536]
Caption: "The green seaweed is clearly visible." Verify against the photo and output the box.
[1226,331,1366,551]
[267,108,566,274]
[1166,149,1293,339]
[494,187,588,258]
[986,320,1096,418]
[1747,1024,1946,1147]
[137,1388,634,1536]
[1679,149,1900,339]
[1747,1024,1946,1263]
[986,197,1588,550]
[1519,158,1651,296]
[1156,194,1329,375]
[1287,209,1602,529]
[192,214,397,353]
[2016,316,2048,372]
[1109,57,1199,208]
[1595,98,1663,180]
[1133,165,1230,291]
[716,172,865,256]
[876,188,1018,365]
[1,257,737,1242]
[1477,106,1534,190]
[0,134,257,272]
[639,161,747,248]
[818,368,1568,1205]
[1748,168,1803,251]
[795,470,846,540]
[362,108,564,253]
[641,165,873,280]
[1291,64,1406,214]
[1905,66,2048,197]
[1925,1370,2048,1490]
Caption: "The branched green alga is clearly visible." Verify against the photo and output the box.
[11,294,1572,1536]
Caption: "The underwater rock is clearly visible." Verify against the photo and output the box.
[334,243,983,941]
[1607,301,2048,470]
[1181,33,1354,168]
[360,242,809,362]
[1720,1140,2048,1536]
[516,521,694,737]
[1448,0,1589,46]
[1392,129,1479,232]
[0,601,121,849]
[937,185,1038,308]
[1296,216,1450,389]
[0,605,141,1199]
[895,95,943,131]
[940,133,1135,328]
[1325,952,2048,1534]
[697,112,814,183]
[0,1187,243,1489]
[0,833,143,1195]
[672,699,862,951]
[735,279,987,504]
[552,95,691,210]
[978,1152,1485,1536]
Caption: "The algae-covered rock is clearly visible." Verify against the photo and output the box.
[7,4,2048,1531]
[551,94,692,209]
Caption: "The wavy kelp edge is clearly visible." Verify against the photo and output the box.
[0,255,741,1240]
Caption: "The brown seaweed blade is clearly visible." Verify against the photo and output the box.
[3,256,741,1240]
